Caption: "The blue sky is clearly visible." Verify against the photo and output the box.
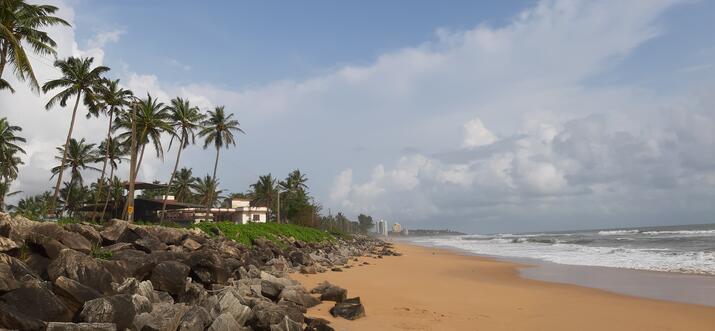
[3,0,715,233]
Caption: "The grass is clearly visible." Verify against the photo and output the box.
[191,221,335,246]
[90,245,113,260]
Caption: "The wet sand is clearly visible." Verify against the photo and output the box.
[294,242,715,331]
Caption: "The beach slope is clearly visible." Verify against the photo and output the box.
[295,243,715,331]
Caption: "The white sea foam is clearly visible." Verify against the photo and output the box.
[598,230,639,235]
[411,236,715,275]
[641,230,715,236]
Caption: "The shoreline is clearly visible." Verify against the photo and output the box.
[402,238,715,307]
[294,242,715,331]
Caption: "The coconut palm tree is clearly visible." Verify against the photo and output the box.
[198,106,244,216]
[89,79,132,220]
[171,167,195,203]
[43,56,109,213]
[50,138,99,208]
[160,97,205,223]
[280,169,308,193]
[8,191,51,218]
[97,137,127,220]
[250,173,277,215]
[191,175,223,209]
[0,0,70,92]
[0,117,25,211]
[113,94,171,182]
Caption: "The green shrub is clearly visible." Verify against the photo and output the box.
[91,245,112,260]
[191,222,335,246]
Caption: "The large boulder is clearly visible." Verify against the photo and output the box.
[287,250,312,266]
[329,297,365,320]
[304,317,334,331]
[57,231,93,254]
[177,305,211,331]
[217,290,252,325]
[111,249,155,280]
[311,282,347,303]
[26,233,67,259]
[270,315,303,331]
[134,237,167,253]
[278,286,320,309]
[249,301,304,331]
[48,249,114,294]
[0,301,45,330]
[45,322,117,331]
[260,279,285,301]
[0,236,20,255]
[133,303,188,331]
[150,261,190,297]
[79,294,149,330]
[186,249,228,286]
[207,312,241,331]
[0,260,19,293]
[143,226,187,245]
[63,223,102,245]
[100,219,136,244]
[53,276,103,315]
[0,286,74,322]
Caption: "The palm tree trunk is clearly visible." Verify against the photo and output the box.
[50,92,82,216]
[63,174,75,217]
[91,110,114,222]
[160,138,184,224]
[121,143,145,220]
[206,146,220,221]
[100,166,115,221]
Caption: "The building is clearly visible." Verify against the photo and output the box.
[392,222,401,233]
[376,219,388,236]
[211,199,268,224]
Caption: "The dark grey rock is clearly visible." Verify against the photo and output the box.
[261,279,285,301]
[279,287,320,308]
[25,233,67,259]
[329,297,365,320]
[45,322,117,331]
[207,312,240,331]
[0,286,73,322]
[0,301,45,331]
[186,249,228,286]
[79,294,145,330]
[304,316,334,331]
[218,290,252,325]
[52,276,102,315]
[133,303,188,331]
[177,305,211,331]
[150,261,190,297]
[311,282,347,303]
[47,249,114,294]
[270,315,302,331]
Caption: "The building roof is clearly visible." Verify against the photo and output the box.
[122,181,168,190]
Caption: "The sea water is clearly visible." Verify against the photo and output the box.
[411,223,715,275]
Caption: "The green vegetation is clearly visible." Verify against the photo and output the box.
[192,221,334,247]
[90,245,112,260]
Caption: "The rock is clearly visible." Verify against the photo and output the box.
[143,226,186,246]
[177,305,211,331]
[52,276,102,315]
[99,219,130,244]
[0,236,20,255]
[0,286,73,322]
[207,312,241,331]
[270,315,302,331]
[311,282,347,303]
[279,287,320,308]
[103,242,134,253]
[133,303,188,331]
[0,301,45,331]
[182,238,202,251]
[186,250,227,286]
[288,251,311,266]
[330,267,342,272]
[134,237,167,253]
[249,301,304,331]
[329,297,365,320]
[299,265,317,274]
[63,223,102,245]
[111,249,155,280]
[79,294,146,330]
[218,290,252,325]
[56,231,93,254]
[150,261,190,297]
[304,316,334,331]
[48,249,114,294]
[25,233,67,259]
[0,261,19,293]
[25,253,50,279]
[45,322,117,331]
[261,279,285,300]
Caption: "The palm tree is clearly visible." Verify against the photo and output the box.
[89,79,132,220]
[97,137,127,220]
[191,175,223,209]
[160,97,204,223]
[171,167,195,203]
[113,94,171,182]
[0,117,25,211]
[280,169,308,193]
[50,138,99,208]
[0,0,70,92]
[8,191,51,219]
[198,106,244,216]
[250,173,277,215]
[59,180,91,218]
[43,56,109,213]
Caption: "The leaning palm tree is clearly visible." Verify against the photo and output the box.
[171,167,195,203]
[198,106,244,217]
[89,79,132,220]
[97,137,127,220]
[50,138,100,208]
[43,56,109,213]
[159,97,205,223]
[113,94,171,182]
[0,0,70,92]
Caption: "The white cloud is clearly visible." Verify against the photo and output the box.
[462,118,497,148]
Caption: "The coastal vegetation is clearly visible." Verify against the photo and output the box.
[1,0,372,236]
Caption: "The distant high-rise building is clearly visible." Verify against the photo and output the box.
[377,219,388,236]
[403,228,409,236]
[392,223,401,233]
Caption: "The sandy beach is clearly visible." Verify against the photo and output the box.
[295,243,715,331]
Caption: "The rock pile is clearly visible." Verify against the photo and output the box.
[0,213,399,330]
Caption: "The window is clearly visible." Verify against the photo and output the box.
[252,214,260,221]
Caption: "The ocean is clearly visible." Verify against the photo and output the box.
[410,223,715,275]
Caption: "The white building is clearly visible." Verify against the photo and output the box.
[392,223,402,233]
[166,198,268,224]
[377,219,388,236]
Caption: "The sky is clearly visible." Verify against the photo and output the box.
[2,0,715,234]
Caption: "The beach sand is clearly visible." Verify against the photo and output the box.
[294,242,715,331]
